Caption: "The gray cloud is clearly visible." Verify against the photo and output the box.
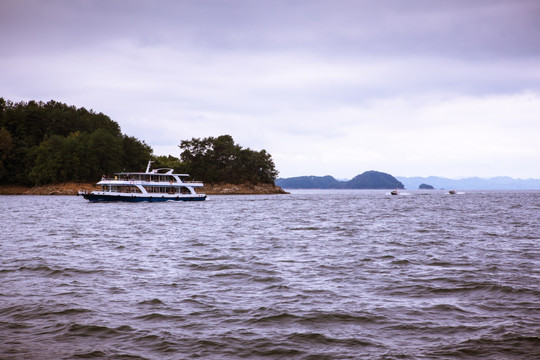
[3,0,539,57]
[1,0,540,178]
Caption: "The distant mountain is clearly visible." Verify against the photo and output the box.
[277,173,540,190]
[274,175,342,189]
[397,176,540,190]
[276,171,404,189]
[343,171,404,189]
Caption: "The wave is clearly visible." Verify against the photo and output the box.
[248,310,384,327]
[3,191,539,359]
[427,333,540,359]
[8,265,107,277]
[136,313,183,322]
[388,281,540,299]
[71,349,147,359]
[66,323,130,336]
[137,298,165,306]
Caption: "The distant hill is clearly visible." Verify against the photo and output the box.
[275,175,342,189]
[276,171,404,189]
[277,173,540,190]
[397,176,540,190]
[343,171,404,189]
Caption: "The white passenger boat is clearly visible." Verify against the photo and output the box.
[79,161,206,202]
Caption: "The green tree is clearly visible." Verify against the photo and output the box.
[0,98,154,185]
[88,128,122,179]
[121,135,153,172]
[178,135,278,184]
[29,134,65,184]
[0,127,13,181]
[153,155,183,172]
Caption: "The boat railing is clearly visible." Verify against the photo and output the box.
[99,176,172,183]
[99,176,203,185]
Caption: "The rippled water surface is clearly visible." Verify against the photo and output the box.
[1,190,539,359]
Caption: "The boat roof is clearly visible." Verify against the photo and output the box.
[115,161,191,177]
[116,169,190,177]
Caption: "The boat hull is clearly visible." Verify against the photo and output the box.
[82,193,206,202]
[79,161,207,203]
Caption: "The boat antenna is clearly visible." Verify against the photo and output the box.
[145,160,154,173]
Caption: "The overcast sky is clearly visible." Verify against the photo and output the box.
[2,0,540,179]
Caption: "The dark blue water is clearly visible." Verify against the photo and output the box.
[1,190,539,359]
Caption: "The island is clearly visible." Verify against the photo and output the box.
[0,99,286,195]
[276,171,404,189]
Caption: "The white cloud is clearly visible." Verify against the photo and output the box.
[268,92,540,178]
[2,1,540,179]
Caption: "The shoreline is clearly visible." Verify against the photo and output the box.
[0,182,289,196]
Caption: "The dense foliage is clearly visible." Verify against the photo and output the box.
[0,98,153,185]
[178,135,278,184]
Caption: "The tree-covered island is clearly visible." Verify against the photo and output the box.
[276,171,405,190]
[0,98,283,194]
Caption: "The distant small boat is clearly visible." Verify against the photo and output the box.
[449,189,457,195]
[391,189,398,195]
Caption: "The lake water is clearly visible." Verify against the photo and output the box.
[1,190,539,359]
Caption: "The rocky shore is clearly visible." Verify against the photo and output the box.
[0,182,288,196]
